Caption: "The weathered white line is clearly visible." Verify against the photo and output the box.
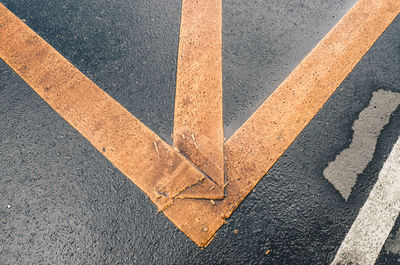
[331,136,400,265]
[324,90,400,200]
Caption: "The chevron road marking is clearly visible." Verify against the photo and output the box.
[163,0,400,247]
[0,0,399,247]
[0,4,221,212]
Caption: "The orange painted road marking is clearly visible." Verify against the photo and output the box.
[163,0,400,247]
[0,4,223,212]
[174,0,224,198]
[1,0,399,248]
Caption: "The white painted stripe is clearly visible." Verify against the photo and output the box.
[331,136,400,265]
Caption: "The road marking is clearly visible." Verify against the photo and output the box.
[163,0,400,247]
[0,4,223,212]
[324,90,400,200]
[331,136,400,265]
[1,0,399,248]
[174,0,224,198]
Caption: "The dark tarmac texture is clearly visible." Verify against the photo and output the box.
[1,0,399,264]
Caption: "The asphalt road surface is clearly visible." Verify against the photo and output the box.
[1,1,400,264]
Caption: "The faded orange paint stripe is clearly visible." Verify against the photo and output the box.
[173,0,224,198]
[0,4,222,211]
[164,0,400,247]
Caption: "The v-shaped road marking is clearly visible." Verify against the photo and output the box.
[0,0,398,247]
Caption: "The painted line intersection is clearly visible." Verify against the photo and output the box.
[0,0,399,250]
